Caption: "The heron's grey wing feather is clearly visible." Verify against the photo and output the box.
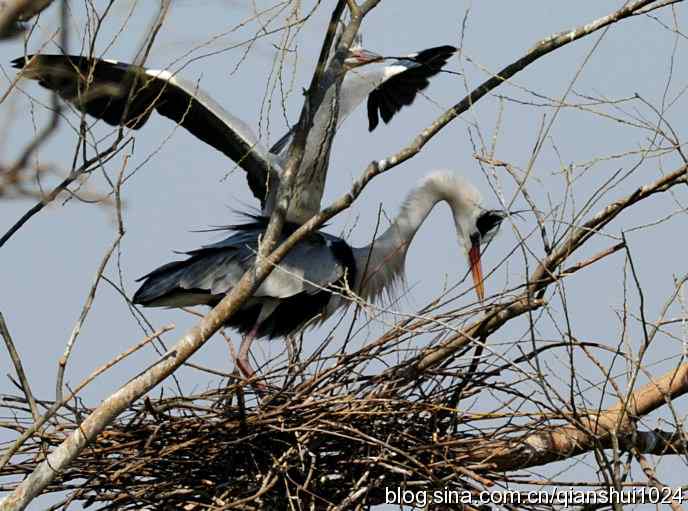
[194,229,261,252]
[133,248,246,305]
[134,227,347,311]
[202,230,346,298]
[255,240,346,298]
[150,72,279,204]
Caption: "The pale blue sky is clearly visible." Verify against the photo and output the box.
[1,1,687,508]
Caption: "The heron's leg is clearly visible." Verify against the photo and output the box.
[236,324,259,380]
[235,300,279,391]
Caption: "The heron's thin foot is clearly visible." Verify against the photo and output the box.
[236,356,271,394]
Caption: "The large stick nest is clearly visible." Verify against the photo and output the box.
[2,329,549,510]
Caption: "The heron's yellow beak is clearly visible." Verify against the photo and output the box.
[468,241,485,303]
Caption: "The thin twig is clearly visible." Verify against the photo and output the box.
[0,312,39,422]
[56,233,123,402]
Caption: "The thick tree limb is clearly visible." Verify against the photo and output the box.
[463,363,688,471]
[0,0,53,37]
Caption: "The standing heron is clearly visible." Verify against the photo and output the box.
[11,44,455,223]
[132,171,506,382]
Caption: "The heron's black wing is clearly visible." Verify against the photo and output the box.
[12,54,277,206]
[11,55,159,126]
[367,45,456,131]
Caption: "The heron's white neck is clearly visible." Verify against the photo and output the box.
[377,182,439,249]
[351,176,439,302]
[352,171,482,303]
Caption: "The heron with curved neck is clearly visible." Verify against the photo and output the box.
[132,171,506,385]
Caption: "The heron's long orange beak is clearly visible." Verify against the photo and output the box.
[468,241,485,303]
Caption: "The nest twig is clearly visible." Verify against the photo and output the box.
[0,324,537,511]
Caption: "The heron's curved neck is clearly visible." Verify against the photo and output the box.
[377,182,440,251]
[353,181,442,300]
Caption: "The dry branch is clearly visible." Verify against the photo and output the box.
[0,0,53,37]
[0,313,38,422]
[462,363,688,471]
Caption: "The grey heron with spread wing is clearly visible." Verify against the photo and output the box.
[12,44,455,223]
[132,171,505,384]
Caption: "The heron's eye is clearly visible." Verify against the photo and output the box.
[476,210,504,238]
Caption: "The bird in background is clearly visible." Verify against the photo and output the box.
[131,171,505,385]
[11,37,474,387]
[11,41,456,223]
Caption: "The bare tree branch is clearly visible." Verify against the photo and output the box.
[0,0,54,38]
[0,324,173,474]
[55,233,123,402]
[462,363,688,471]
[0,313,38,422]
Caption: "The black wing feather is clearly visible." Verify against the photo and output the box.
[12,55,158,128]
[367,45,456,132]
[12,54,274,206]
